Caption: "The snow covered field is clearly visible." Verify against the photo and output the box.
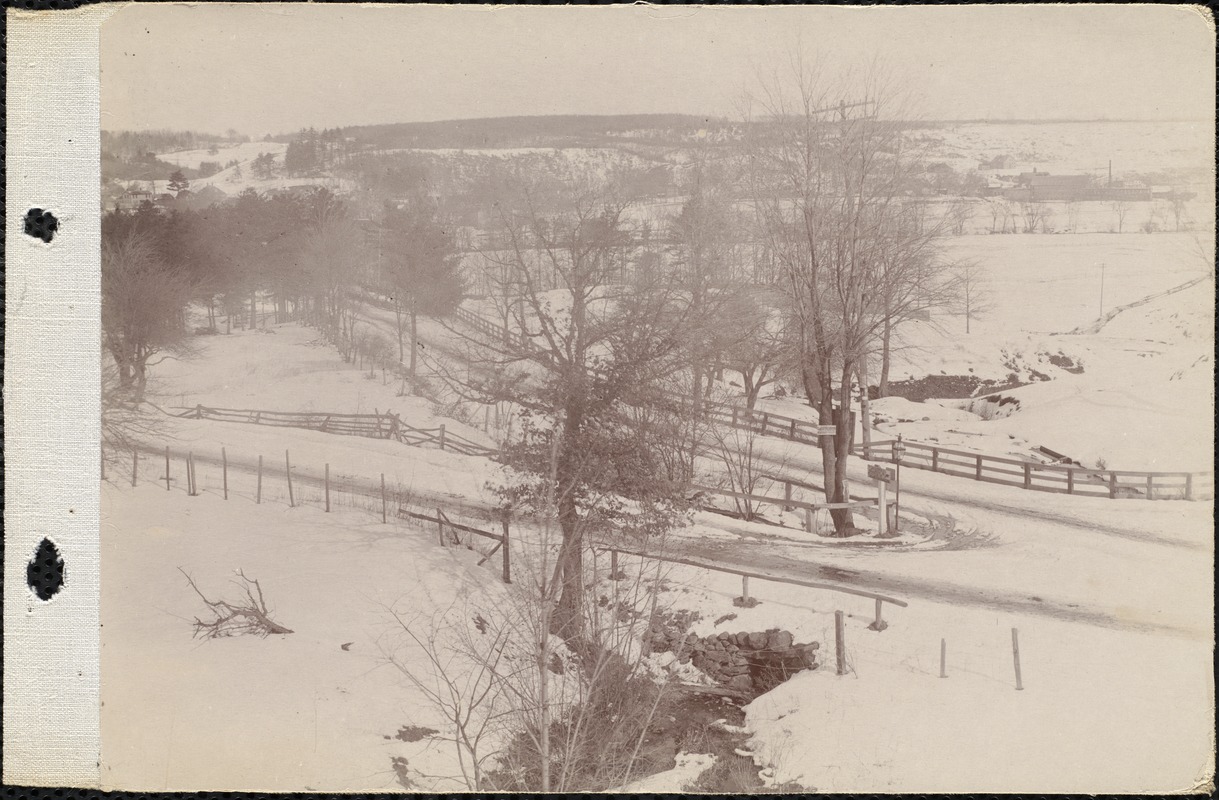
[102,303,1213,792]
[94,112,1214,795]
[919,119,1211,178]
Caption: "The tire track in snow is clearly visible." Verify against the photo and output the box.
[674,538,1204,638]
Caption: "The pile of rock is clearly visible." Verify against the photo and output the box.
[650,626,820,695]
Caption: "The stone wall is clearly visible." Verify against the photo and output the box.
[646,625,820,695]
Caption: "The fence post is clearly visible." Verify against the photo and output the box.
[221,447,228,500]
[256,455,263,504]
[1011,627,1024,690]
[804,507,814,533]
[131,451,138,488]
[877,480,888,536]
[940,638,947,678]
[869,598,887,632]
[975,454,983,480]
[931,447,939,472]
[381,473,387,523]
[438,424,447,451]
[187,452,197,496]
[1185,473,1193,501]
[285,450,295,507]
[196,403,203,419]
[501,515,512,584]
[1023,462,1032,489]
[789,419,797,439]
[1145,473,1154,500]
[610,548,621,581]
[760,412,769,432]
[325,463,330,512]
[164,446,171,491]
[783,481,793,512]
[1067,468,1074,495]
[834,610,846,676]
[1108,471,1117,499]
[740,575,751,604]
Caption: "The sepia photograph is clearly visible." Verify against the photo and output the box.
[13,2,1215,793]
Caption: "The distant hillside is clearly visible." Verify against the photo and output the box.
[307,114,725,150]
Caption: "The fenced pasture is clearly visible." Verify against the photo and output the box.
[449,306,1213,502]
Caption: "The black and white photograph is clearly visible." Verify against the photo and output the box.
[6,2,1216,794]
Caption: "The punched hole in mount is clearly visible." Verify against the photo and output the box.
[24,208,60,243]
[28,538,66,600]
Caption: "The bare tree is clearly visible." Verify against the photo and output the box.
[953,260,992,335]
[708,423,771,522]
[380,196,466,376]
[437,170,698,639]
[101,219,196,401]
[744,61,954,533]
[717,288,792,409]
[668,158,750,409]
[873,200,963,397]
[1111,198,1130,233]
[1065,200,1082,232]
[1170,193,1190,232]
[1019,201,1046,233]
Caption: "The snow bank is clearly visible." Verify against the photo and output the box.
[742,600,1213,794]
[101,484,512,792]
[615,752,716,793]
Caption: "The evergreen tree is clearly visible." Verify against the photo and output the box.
[379,197,465,375]
[167,169,190,195]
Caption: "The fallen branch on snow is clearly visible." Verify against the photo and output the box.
[179,567,293,638]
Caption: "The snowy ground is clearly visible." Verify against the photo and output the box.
[101,452,1214,792]
[100,483,514,792]
[103,211,1213,791]
[737,235,1214,472]
[923,119,1212,178]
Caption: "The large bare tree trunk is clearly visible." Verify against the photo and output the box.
[409,303,419,378]
[828,362,855,532]
[879,316,892,397]
[552,405,586,641]
[858,360,872,455]
[393,300,405,363]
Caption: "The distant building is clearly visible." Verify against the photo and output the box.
[1014,171,1093,201]
[1000,170,1150,202]
[1104,180,1152,201]
[187,184,228,208]
[114,189,153,212]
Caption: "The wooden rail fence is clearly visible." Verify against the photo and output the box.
[449,305,1213,502]
[690,483,892,534]
[596,543,908,631]
[176,404,498,458]
[856,439,1213,502]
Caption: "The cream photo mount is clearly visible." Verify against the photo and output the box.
[4,5,114,788]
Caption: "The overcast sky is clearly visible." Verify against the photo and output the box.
[101,3,1214,136]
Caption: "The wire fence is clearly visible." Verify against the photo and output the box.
[105,440,913,631]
